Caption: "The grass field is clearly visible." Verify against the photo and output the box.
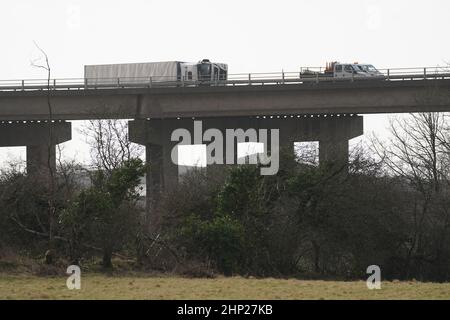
[1,274,450,299]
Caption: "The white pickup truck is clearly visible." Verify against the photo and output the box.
[301,62,384,79]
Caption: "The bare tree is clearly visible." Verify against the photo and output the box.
[30,42,57,261]
[372,113,449,192]
[80,118,143,172]
[372,111,450,279]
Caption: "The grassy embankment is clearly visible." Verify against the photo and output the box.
[1,274,450,299]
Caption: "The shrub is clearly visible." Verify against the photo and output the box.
[180,213,244,276]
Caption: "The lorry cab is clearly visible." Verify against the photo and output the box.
[196,59,227,81]
[181,59,228,82]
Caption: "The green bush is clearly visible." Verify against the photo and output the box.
[180,213,244,276]
[60,158,146,268]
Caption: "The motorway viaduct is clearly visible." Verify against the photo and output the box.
[0,79,449,206]
[0,79,450,120]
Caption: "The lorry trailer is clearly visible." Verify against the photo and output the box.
[84,59,228,85]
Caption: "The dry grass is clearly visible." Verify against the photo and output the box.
[1,274,450,300]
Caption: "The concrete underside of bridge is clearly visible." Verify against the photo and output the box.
[0,121,71,176]
[129,115,363,216]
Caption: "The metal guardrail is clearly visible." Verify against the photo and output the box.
[0,67,450,92]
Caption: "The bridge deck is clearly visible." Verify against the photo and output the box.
[0,72,449,121]
[0,67,449,92]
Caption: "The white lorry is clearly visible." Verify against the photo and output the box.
[84,59,228,85]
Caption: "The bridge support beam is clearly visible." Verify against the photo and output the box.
[129,115,363,221]
[0,121,71,177]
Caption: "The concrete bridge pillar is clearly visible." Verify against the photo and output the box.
[129,115,363,219]
[129,120,179,223]
[0,121,71,177]
[144,142,179,211]
[26,144,56,176]
[315,115,363,171]
[319,139,349,170]
[254,115,363,171]
[129,116,364,182]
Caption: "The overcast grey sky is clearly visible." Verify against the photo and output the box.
[0,0,449,166]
